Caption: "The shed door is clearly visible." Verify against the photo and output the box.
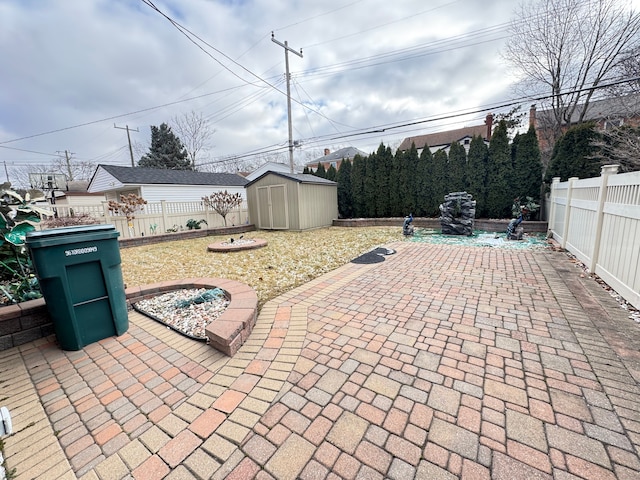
[256,185,288,229]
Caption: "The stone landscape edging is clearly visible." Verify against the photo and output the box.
[0,277,258,355]
[207,238,268,252]
[125,277,258,356]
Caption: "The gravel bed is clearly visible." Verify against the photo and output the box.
[133,288,229,340]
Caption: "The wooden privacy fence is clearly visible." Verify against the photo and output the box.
[549,165,640,309]
[43,200,249,239]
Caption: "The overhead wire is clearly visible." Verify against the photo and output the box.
[0,0,622,160]
[195,74,640,166]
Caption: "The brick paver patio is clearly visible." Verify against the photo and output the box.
[1,242,639,479]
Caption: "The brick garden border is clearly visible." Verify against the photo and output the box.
[207,238,267,253]
[0,278,258,356]
[126,278,258,356]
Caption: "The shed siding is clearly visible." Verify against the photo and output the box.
[299,183,338,230]
[246,173,337,231]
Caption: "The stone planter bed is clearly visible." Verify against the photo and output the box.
[1,277,258,356]
[207,238,267,252]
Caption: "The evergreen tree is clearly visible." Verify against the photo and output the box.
[448,141,467,193]
[466,135,489,217]
[326,164,337,181]
[363,149,378,217]
[546,122,601,182]
[485,120,513,218]
[415,145,432,216]
[374,144,393,217]
[314,163,327,178]
[431,149,449,216]
[303,166,310,174]
[336,159,353,218]
[351,154,366,217]
[512,126,543,203]
[139,123,193,170]
[388,149,403,216]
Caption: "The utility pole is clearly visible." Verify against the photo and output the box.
[3,161,9,183]
[271,32,303,173]
[114,124,139,167]
[56,150,75,181]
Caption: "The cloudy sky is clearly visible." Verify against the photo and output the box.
[0,0,636,184]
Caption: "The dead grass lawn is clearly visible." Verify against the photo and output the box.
[120,227,402,307]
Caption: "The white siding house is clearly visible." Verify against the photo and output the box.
[87,165,248,201]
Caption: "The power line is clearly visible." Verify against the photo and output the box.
[0,0,621,152]
[196,75,640,166]
[0,145,56,156]
[0,84,251,146]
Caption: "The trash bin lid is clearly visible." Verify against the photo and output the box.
[26,224,119,247]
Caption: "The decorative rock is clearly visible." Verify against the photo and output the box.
[133,288,230,339]
[439,192,476,236]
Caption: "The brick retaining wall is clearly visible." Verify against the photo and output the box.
[333,217,548,232]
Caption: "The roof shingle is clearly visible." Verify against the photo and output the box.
[398,124,489,151]
[98,164,249,186]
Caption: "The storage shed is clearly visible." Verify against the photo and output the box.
[245,172,338,231]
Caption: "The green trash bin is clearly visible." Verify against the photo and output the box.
[26,224,128,351]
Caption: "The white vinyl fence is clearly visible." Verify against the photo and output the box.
[42,200,249,239]
[548,165,640,309]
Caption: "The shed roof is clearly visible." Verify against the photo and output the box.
[92,164,249,187]
[245,171,337,188]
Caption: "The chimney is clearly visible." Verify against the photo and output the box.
[324,148,330,156]
[529,104,537,129]
[485,114,493,140]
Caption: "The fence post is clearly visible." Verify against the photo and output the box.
[160,200,168,233]
[549,177,560,236]
[561,177,578,249]
[102,201,110,226]
[205,203,212,228]
[589,164,619,272]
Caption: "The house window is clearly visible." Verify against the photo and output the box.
[330,162,337,168]
[464,139,470,145]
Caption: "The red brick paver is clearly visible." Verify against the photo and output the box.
[3,243,640,480]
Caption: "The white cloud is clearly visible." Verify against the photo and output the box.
[0,0,603,181]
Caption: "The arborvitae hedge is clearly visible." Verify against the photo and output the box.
[331,122,548,219]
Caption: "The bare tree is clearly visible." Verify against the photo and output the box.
[591,125,640,171]
[504,0,640,143]
[172,111,215,170]
[607,45,640,97]
[50,155,96,182]
[202,190,242,226]
[11,155,96,189]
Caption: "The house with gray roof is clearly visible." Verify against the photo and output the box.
[398,114,493,155]
[531,94,640,151]
[87,164,248,202]
[305,147,368,172]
